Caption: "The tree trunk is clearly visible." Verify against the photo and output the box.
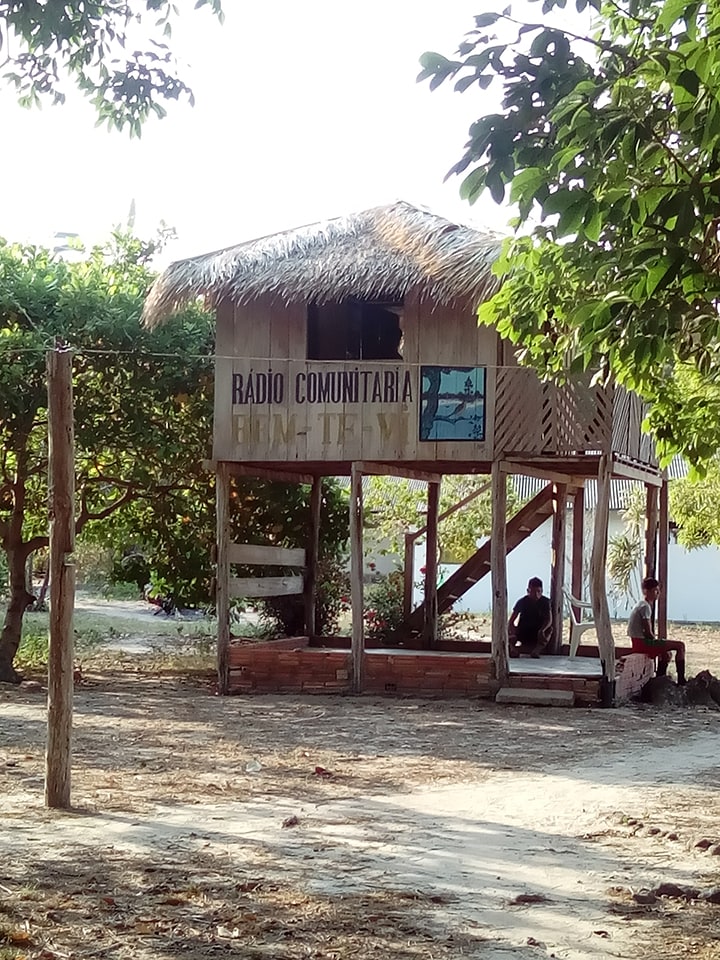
[0,546,34,683]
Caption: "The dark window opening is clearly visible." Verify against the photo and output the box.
[307,299,403,361]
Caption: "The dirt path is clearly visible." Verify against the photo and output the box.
[2,673,720,959]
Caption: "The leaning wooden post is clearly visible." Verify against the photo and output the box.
[571,486,585,621]
[421,480,441,650]
[216,462,231,695]
[304,477,323,638]
[349,464,364,693]
[590,454,615,694]
[549,483,567,655]
[45,346,76,810]
[490,462,509,685]
[658,475,669,639]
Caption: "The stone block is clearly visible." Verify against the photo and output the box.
[495,687,575,707]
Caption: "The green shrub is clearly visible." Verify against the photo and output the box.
[15,633,48,670]
[364,569,405,641]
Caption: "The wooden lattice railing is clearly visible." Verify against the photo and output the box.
[494,369,612,456]
[494,369,654,464]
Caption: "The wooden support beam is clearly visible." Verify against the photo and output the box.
[421,480,441,650]
[490,462,509,685]
[658,476,669,639]
[355,461,443,484]
[571,486,585,622]
[611,457,663,486]
[644,484,659,580]
[203,459,314,485]
[45,348,76,810]
[644,483,659,631]
[304,477,322,638]
[590,454,615,687]
[500,460,584,488]
[216,463,231,695]
[350,464,364,693]
[403,479,493,620]
[549,483,567,655]
[403,531,414,621]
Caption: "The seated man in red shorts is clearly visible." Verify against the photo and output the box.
[628,577,686,685]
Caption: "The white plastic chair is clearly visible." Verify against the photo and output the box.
[563,588,597,657]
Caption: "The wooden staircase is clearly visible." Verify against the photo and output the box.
[399,485,555,639]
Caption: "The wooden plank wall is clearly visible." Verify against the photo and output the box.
[227,541,306,600]
[212,293,655,468]
[214,292,496,464]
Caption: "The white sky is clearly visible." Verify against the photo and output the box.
[1,1,512,264]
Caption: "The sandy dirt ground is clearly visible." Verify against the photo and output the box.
[2,620,720,960]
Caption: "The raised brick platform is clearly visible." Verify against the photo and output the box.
[227,638,602,704]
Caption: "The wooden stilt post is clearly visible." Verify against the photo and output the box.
[571,486,585,620]
[403,531,414,620]
[45,346,76,810]
[590,454,615,693]
[490,462,509,686]
[350,464,364,693]
[549,483,567,655]
[422,480,440,650]
[644,484,659,580]
[304,477,322,638]
[658,475,669,639]
[216,462,231,695]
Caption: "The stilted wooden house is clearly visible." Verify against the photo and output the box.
[144,201,666,703]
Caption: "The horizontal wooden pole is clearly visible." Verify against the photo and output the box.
[499,460,585,487]
[611,457,663,486]
[229,575,304,598]
[203,459,314,484]
[229,543,306,567]
[355,461,443,483]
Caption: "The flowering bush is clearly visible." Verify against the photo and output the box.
[364,569,405,641]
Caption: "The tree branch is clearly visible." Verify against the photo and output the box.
[75,486,138,536]
[22,535,48,558]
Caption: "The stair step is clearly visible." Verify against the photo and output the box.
[496,687,575,707]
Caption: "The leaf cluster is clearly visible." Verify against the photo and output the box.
[421,0,720,466]
[670,456,720,547]
[0,1,223,133]
[0,234,214,568]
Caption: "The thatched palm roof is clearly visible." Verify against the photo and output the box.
[143,201,503,328]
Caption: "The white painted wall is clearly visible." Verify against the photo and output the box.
[408,512,720,623]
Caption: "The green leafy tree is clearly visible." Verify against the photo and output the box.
[1,0,224,133]
[364,474,518,563]
[421,0,720,466]
[0,237,351,681]
[0,234,215,682]
[670,458,720,547]
[103,475,350,616]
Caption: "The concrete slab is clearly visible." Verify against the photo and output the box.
[508,655,602,678]
[496,687,576,707]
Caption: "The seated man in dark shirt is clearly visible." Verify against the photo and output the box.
[507,577,553,658]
